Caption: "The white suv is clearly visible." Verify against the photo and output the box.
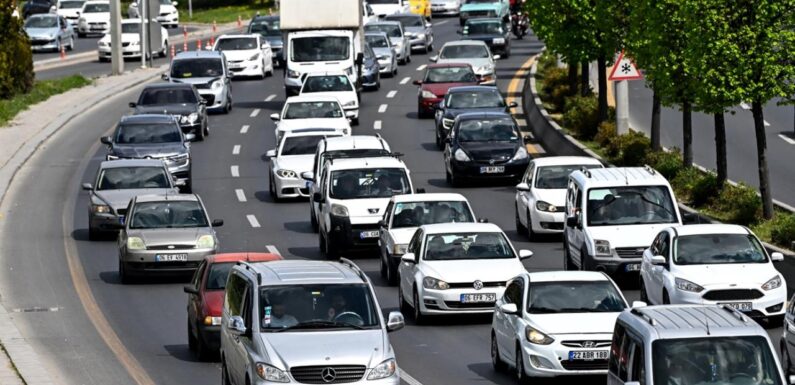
[270,95,352,143]
[266,129,346,201]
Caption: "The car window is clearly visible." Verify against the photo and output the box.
[386,15,423,27]
[83,3,109,12]
[97,166,171,190]
[206,262,234,290]
[674,233,768,265]
[439,44,489,59]
[301,75,353,93]
[290,36,350,62]
[191,260,206,288]
[121,23,141,34]
[330,168,410,199]
[456,118,517,142]
[424,67,477,83]
[171,58,224,78]
[259,284,380,331]
[138,88,198,105]
[609,322,626,377]
[365,35,389,48]
[25,16,58,28]
[249,18,280,37]
[587,186,677,226]
[115,123,182,144]
[281,135,337,156]
[629,341,645,385]
[535,165,601,189]
[215,37,258,51]
[526,281,626,314]
[241,284,253,330]
[60,1,85,9]
[447,91,504,109]
[364,24,402,38]
[423,232,514,261]
[391,201,474,228]
[224,272,246,316]
[408,229,422,256]
[129,200,208,229]
[283,101,343,119]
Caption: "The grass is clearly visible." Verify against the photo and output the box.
[0,75,92,127]
[179,3,275,24]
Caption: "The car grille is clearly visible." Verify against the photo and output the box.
[159,12,170,16]
[444,301,495,309]
[194,82,211,90]
[560,359,608,371]
[615,247,645,259]
[561,340,612,348]
[116,208,128,216]
[106,42,131,48]
[290,365,366,384]
[30,39,52,45]
[202,94,215,105]
[703,289,764,301]
[136,261,200,269]
[147,244,196,250]
[447,281,505,289]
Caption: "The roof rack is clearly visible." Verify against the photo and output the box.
[579,166,592,178]
[322,151,403,164]
[338,258,368,282]
[630,308,656,326]
[236,261,263,285]
[643,165,656,175]
[719,305,749,323]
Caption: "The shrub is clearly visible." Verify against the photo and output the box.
[0,7,34,99]
[710,183,761,226]
[540,67,569,111]
[672,167,706,205]
[563,95,600,140]
[607,130,650,166]
[769,214,795,248]
[536,51,559,75]
[594,121,617,147]
[645,150,683,180]
[690,172,720,207]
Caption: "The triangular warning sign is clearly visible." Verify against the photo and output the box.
[609,51,643,81]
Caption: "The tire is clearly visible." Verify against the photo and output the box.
[515,204,527,234]
[445,168,452,185]
[160,42,167,58]
[435,131,442,150]
[525,210,536,240]
[203,122,210,138]
[399,284,410,314]
[196,125,206,141]
[491,332,507,372]
[386,257,398,286]
[269,173,280,202]
[767,315,785,328]
[351,117,359,126]
[448,170,462,187]
[783,341,793,375]
[412,288,425,324]
[563,240,574,270]
[406,53,411,63]
[310,207,319,232]
[662,290,670,305]
[392,66,398,77]
[195,326,210,361]
[380,252,388,278]
[580,248,590,271]
[78,32,86,38]
[187,319,197,351]
[639,278,649,303]
[68,36,75,51]
[320,232,338,260]
[515,344,529,384]
[221,359,232,385]
[224,94,232,114]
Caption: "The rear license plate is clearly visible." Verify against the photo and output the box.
[624,263,641,272]
[719,302,753,312]
[568,350,609,361]
[460,293,496,303]
[360,231,380,239]
[155,254,188,262]
[480,166,505,174]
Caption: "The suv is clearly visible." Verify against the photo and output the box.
[608,305,787,385]
[220,259,405,385]
[165,51,233,114]
[563,167,682,276]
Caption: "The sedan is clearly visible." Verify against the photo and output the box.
[24,14,74,52]
[460,18,510,58]
[414,63,480,118]
[270,95,352,142]
[431,0,461,16]
[443,112,531,186]
[266,129,344,201]
[22,0,55,19]
[298,72,360,125]
[247,15,284,67]
[385,13,434,53]
[130,83,209,139]
[212,34,273,79]
[56,0,85,26]
[98,19,169,61]
[366,32,398,77]
[431,40,499,84]
[365,21,411,65]
[434,85,517,149]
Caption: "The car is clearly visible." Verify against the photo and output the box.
[459,0,510,26]
[116,193,222,283]
[361,41,382,91]
[266,129,346,201]
[431,0,461,16]
[270,95,352,143]
[365,21,411,65]
[22,0,55,19]
[491,271,629,379]
[299,72,360,125]
[165,51,233,114]
[98,19,168,61]
[431,40,499,84]
[397,222,531,322]
[443,112,530,186]
[100,114,194,192]
[434,85,516,148]
[76,0,109,37]
[378,193,477,285]
[563,166,683,276]
[24,14,74,52]
[220,259,404,385]
[128,0,179,28]
[414,63,480,118]
[212,34,273,79]
[247,14,284,67]
[459,17,510,57]
[365,32,398,77]
[183,252,282,360]
[129,83,209,140]
[639,224,786,323]
[385,13,433,53]
[781,295,795,375]
[82,159,179,240]
[514,156,604,239]
[369,0,411,17]
[57,0,85,25]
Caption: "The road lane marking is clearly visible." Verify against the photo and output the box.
[387,90,397,98]
[231,165,240,177]
[400,77,410,85]
[250,109,260,117]
[247,214,261,228]
[435,19,449,26]
[507,54,541,156]
[235,189,247,202]
[416,64,426,71]
[400,369,424,385]
[265,94,277,102]
[779,134,795,145]
[741,102,751,110]
[378,104,388,113]
[232,145,240,155]
[374,120,382,130]
[266,245,282,256]
[764,120,771,127]
[240,124,250,134]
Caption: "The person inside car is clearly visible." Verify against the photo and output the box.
[265,297,298,328]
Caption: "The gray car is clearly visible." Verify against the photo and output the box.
[385,13,433,53]
[364,21,411,65]
[164,51,233,114]
[24,13,75,52]
[248,15,284,67]
[116,194,222,283]
[365,32,398,77]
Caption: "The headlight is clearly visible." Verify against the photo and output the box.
[417,33,426,39]
[106,154,120,160]
[130,40,140,46]
[442,118,455,129]
[99,41,108,47]
[525,326,554,345]
[203,316,222,326]
[405,32,415,37]
[377,55,388,60]
[454,148,470,162]
[511,147,528,161]
[169,153,189,161]
[79,17,86,24]
[196,235,215,249]
[594,239,611,256]
[421,90,436,99]
[211,80,222,90]
[392,244,408,255]
[331,204,349,217]
[276,169,297,178]
[493,37,505,45]
[535,201,558,212]
[422,277,450,290]
[248,52,260,61]
[127,236,145,250]
[675,277,704,293]
[287,69,300,78]
[367,358,396,380]
[762,275,782,291]
[342,100,357,107]
[255,363,289,383]
[180,113,199,124]
[92,204,111,213]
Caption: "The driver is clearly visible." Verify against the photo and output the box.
[327,294,352,320]
[265,297,298,328]
[334,174,358,199]
[666,356,688,385]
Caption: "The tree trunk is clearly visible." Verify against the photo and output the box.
[597,54,608,122]
[682,101,693,167]
[714,112,727,187]
[567,64,577,96]
[580,61,589,96]
[651,91,661,150]
[752,101,774,220]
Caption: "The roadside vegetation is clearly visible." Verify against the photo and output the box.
[178,1,275,24]
[0,75,92,126]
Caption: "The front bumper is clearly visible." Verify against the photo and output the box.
[178,121,202,135]
[431,4,459,15]
[284,76,302,96]
[327,215,381,251]
[418,286,505,314]
[668,284,786,318]
[197,323,220,351]
[30,39,60,51]
[78,23,109,34]
[273,173,310,199]
[407,36,429,49]
[519,333,611,377]
[362,71,379,87]
[198,88,227,111]
[449,158,528,180]
[251,371,400,385]
[98,45,144,58]
[228,59,263,77]
[120,246,217,272]
[530,208,565,233]
[377,58,395,74]
[156,14,179,26]
[89,211,123,232]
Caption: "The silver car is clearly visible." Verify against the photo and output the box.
[385,13,433,53]
[364,21,411,65]
[116,194,222,283]
[165,51,233,114]
[431,0,461,16]
[365,32,398,77]
[24,14,75,52]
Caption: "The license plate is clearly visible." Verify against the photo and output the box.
[568,350,609,361]
[719,302,753,312]
[155,254,188,262]
[460,293,496,303]
[480,166,505,174]
[360,231,380,239]
[624,263,641,272]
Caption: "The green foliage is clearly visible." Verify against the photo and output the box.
[0,75,91,126]
[709,183,761,226]
[594,121,617,147]
[0,3,34,99]
[181,3,273,23]
[645,150,683,180]
[769,214,795,248]
[540,67,569,112]
[536,51,559,76]
[605,130,650,166]
[673,167,708,206]
[562,95,599,140]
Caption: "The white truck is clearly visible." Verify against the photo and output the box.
[280,0,365,96]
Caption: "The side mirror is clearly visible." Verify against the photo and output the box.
[183,285,199,295]
[788,375,795,385]
[429,55,438,62]
[508,101,518,109]
[499,303,518,314]
[771,252,785,262]
[212,219,224,227]
[493,54,501,60]
[401,253,416,263]
[412,79,422,86]
[345,111,356,119]
[566,215,579,228]
[227,316,247,336]
[172,1,178,6]
[650,255,666,265]
[81,183,93,191]
[425,23,432,28]
[631,301,646,309]
[128,102,137,108]
[682,212,699,224]
[516,183,530,192]
[477,218,489,223]
[270,113,280,121]
[301,171,314,181]
[261,43,269,49]
[523,136,533,144]
[175,179,186,187]
[415,188,426,193]
[227,71,234,78]
[265,149,276,158]
[456,29,463,35]
[185,133,196,142]
[312,192,324,203]
[386,311,404,332]
[100,136,112,145]
[377,220,386,228]
[161,73,170,81]
[518,249,533,260]
[355,52,364,65]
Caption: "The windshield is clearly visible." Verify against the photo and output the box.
[464,21,503,35]
[129,201,208,229]
[652,337,782,385]
[447,90,504,108]
[365,24,401,38]
[365,35,389,48]
[97,167,170,190]
[215,37,257,51]
[120,23,141,33]
[386,15,423,27]
[25,16,57,28]
[440,44,489,59]
[171,58,223,78]
[60,1,84,9]
[424,232,514,261]
[138,88,197,105]
[534,165,601,189]
[526,281,625,314]
[587,186,678,226]
[674,234,768,265]
[457,118,518,142]
[158,0,171,4]
[424,67,477,83]
[330,168,410,199]
[83,3,109,12]
[291,36,350,62]
[302,75,353,93]
[249,18,280,37]
[284,101,343,119]
[391,201,474,228]
[259,284,380,331]
[115,123,181,144]
[205,262,233,290]
[281,135,336,156]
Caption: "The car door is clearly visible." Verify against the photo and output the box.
[627,337,647,385]
[319,167,331,232]
[649,232,669,304]
[784,297,795,364]
[259,36,272,65]
[399,230,422,301]
[379,201,394,258]
[188,260,208,332]
[495,277,523,359]
[221,272,246,384]
[516,162,535,225]
[567,185,585,266]
[237,282,257,384]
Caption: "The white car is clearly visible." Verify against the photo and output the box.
[515,156,603,240]
[398,223,531,322]
[266,129,346,201]
[431,40,499,84]
[57,0,85,25]
[77,0,109,37]
[639,224,786,323]
[212,34,273,79]
[129,0,179,28]
[299,72,360,125]
[379,193,478,285]
[270,95,352,143]
[368,0,410,17]
[491,271,629,379]
[98,19,168,61]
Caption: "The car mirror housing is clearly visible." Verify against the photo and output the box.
[100,136,112,145]
[508,101,518,108]
[518,249,533,260]
[312,192,324,203]
[429,55,438,62]
[499,303,518,314]
[184,133,196,142]
[301,171,314,181]
[81,183,93,191]
[401,253,416,263]
[270,113,280,121]
[771,252,785,262]
[516,182,530,192]
[386,311,404,332]
[265,149,276,158]
[128,102,137,108]
[183,285,199,295]
[651,255,666,265]
[212,219,224,227]
[412,79,422,86]
[565,215,578,228]
[227,316,247,336]
[161,73,170,81]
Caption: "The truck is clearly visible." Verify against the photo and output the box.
[280,0,365,96]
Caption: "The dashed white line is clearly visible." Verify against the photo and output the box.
[265,94,277,102]
[378,104,388,113]
[434,20,450,26]
[764,120,771,127]
[231,165,240,177]
[250,109,261,118]
[240,125,250,134]
[374,120,382,130]
[399,370,424,385]
[740,102,751,110]
[416,64,427,71]
[235,189,247,202]
[400,77,410,85]
[246,214,261,228]
[232,145,241,155]
[266,245,282,256]
[387,90,397,98]
[779,134,795,145]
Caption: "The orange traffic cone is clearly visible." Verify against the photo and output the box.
[197,39,202,51]
[209,35,215,47]
[183,40,188,52]
[183,25,187,39]
[212,20,217,33]
[60,43,66,60]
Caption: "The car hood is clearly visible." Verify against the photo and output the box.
[340,198,392,223]
[300,91,356,106]
[587,224,675,249]
[371,47,393,57]
[464,34,503,43]
[203,290,224,317]
[264,36,283,47]
[171,77,219,87]
[261,329,388,368]
[58,9,81,17]
[128,227,211,247]
[436,58,493,72]
[274,155,314,174]
[404,26,426,34]
[388,227,418,245]
[94,188,176,210]
[159,4,176,12]
[81,12,109,22]
[220,49,260,61]
[277,118,350,132]
[25,27,59,37]
[444,106,505,119]
[530,188,567,208]
[461,3,500,11]
[675,263,779,287]
[422,258,525,283]
[111,143,187,158]
[458,141,519,162]
[422,82,477,98]
[529,312,621,335]
[134,104,197,116]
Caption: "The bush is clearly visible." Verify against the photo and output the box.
[710,183,761,226]
[673,167,709,206]
[606,130,650,166]
[769,214,795,248]
[690,172,720,207]
[537,51,559,75]
[645,150,683,180]
[563,95,600,140]
[0,6,34,99]
[594,121,617,147]
[540,67,569,112]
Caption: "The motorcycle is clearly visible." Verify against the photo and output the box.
[511,12,529,39]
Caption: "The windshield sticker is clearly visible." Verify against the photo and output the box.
[263,306,272,325]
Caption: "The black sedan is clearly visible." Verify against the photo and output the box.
[129,83,209,140]
[434,85,517,149]
[459,18,511,58]
[443,112,531,186]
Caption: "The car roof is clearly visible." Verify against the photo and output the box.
[99,159,166,169]
[390,193,469,203]
[142,82,194,91]
[457,111,513,120]
[570,166,671,188]
[216,34,259,39]
[326,156,407,171]
[419,222,503,235]
[524,270,610,283]
[670,224,750,236]
[207,252,282,264]
[285,95,342,103]
[367,20,401,26]
[134,193,198,203]
[119,114,177,124]
[174,50,223,60]
[427,63,473,69]
[531,156,603,167]
[447,85,501,94]
[623,305,763,339]
[322,135,390,151]
[442,39,488,47]
[244,260,367,285]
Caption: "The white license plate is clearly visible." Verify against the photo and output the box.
[568,350,609,361]
[480,166,504,174]
[155,254,188,262]
[460,293,496,303]
[719,302,753,312]
[360,231,380,239]
[624,263,641,272]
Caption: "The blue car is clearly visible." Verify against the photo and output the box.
[248,15,284,67]
[434,86,516,149]
[361,42,381,91]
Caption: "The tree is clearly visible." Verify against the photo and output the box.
[0,0,34,99]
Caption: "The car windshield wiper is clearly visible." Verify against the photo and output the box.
[273,320,364,332]
[639,195,677,218]
[527,307,560,314]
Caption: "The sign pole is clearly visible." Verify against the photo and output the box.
[109,0,123,75]
[616,80,630,135]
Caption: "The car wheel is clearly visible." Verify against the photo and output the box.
[406,53,411,63]
[68,36,75,51]
[515,204,526,234]
[398,283,410,314]
[269,173,280,202]
[392,66,398,76]
[196,125,206,141]
[160,42,167,58]
[320,232,337,260]
[310,208,319,232]
[445,168,452,185]
[526,209,536,240]
[639,278,649,303]
[413,287,425,324]
[224,95,232,114]
[221,359,232,385]
[563,239,574,270]
[386,257,398,286]
[580,247,589,271]
[187,319,197,351]
[78,31,86,38]
[783,341,793,375]
[448,170,462,187]
[351,117,359,126]
[195,326,210,361]
[662,290,670,305]
[768,315,785,328]
[380,252,388,278]
[515,344,529,384]
[491,332,507,372]
[203,122,210,137]
[435,131,442,150]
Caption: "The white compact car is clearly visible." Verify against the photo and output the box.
[98,19,168,61]
[640,224,786,323]
[299,72,360,125]
[77,0,109,37]
[491,271,629,379]
[128,0,179,27]
[212,34,273,79]
[398,223,531,322]
[515,156,603,240]
[267,129,346,201]
[57,0,85,25]
[432,40,499,84]
[270,95,352,143]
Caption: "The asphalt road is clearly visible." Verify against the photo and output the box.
[0,17,791,385]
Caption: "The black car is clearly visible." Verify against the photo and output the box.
[129,83,209,140]
[361,42,381,91]
[22,0,55,19]
[101,114,194,192]
[434,85,517,149]
[443,112,531,186]
[247,15,284,67]
[459,18,511,58]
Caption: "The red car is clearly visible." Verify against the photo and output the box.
[183,252,282,359]
[414,63,480,118]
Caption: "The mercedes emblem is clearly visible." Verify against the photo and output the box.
[473,280,483,290]
[489,159,495,165]
[321,367,337,383]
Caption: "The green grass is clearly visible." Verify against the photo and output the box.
[0,75,92,127]
[179,3,275,24]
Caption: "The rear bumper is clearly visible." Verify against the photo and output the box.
[327,215,380,251]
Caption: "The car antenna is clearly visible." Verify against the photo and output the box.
[701,306,711,335]
[623,168,629,186]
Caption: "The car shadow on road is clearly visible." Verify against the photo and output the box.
[98,271,191,285]
[163,344,217,363]
[420,142,439,152]
[287,246,324,260]
[467,362,521,385]
[254,190,275,203]
[72,228,116,242]
[284,221,314,234]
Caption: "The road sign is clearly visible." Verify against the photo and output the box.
[609,51,643,81]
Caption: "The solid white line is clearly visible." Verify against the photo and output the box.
[232,145,240,155]
[764,120,771,127]
[387,90,397,98]
[378,104,388,113]
[416,64,427,71]
[231,165,239,177]
[374,120,382,130]
[250,109,260,118]
[740,102,751,110]
[400,77,410,85]
[399,369,424,385]
[240,125,250,134]
[265,94,277,102]
[779,134,795,145]
[246,214,261,228]
[266,245,282,256]
[235,189,247,202]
